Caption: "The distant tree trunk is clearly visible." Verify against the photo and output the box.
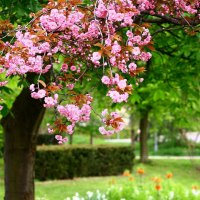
[154,132,158,153]
[1,88,45,200]
[131,129,135,147]
[139,110,149,163]
[90,133,93,145]
[129,113,135,147]
[69,134,73,144]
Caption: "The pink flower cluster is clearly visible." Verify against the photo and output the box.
[40,9,85,33]
[57,103,91,124]
[30,84,58,108]
[95,0,140,26]
[99,109,125,135]
[0,81,8,87]
[136,0,199,16]
[175,0,198,15]
[52,95,93,137]
[31,89,46,99]
[1,0,198,143]
[91,52,101,65]
[40,9,68,32]
[127,28,151,47]
[107,91,129,103]
[0,71,8,111]
[44,94,58,108]
[55,135,68,144]
[4,31,53,76]
[101,74,131,103]
[30,84,45,98]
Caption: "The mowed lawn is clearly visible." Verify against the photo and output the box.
[0,159,200,200]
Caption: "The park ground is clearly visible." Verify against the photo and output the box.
[0,158,200,200]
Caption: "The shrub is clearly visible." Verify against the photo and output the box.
[37,134,57,145]
[35,145,134,180]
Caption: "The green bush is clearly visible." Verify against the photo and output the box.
[35,145,134,180]
[37,134,57,145]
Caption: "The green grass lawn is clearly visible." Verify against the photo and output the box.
[0,159,200,199]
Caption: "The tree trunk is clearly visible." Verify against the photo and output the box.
[139,110,149,163]
[131,129,135,147]
[69,134,73,145]
[90,133,93,145]
[129,113,135,147]
[1,88,45,200]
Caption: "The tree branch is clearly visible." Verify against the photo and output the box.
[152,26,182,37]
[141,11,200,26]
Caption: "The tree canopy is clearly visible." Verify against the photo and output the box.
[0,0,199,143]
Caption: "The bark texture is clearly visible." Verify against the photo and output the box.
[1,88,45,200]
[139,110,149,163]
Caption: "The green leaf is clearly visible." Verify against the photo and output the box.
[0,103,9,117]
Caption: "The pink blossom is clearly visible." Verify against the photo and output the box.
[107,90,129,103]
[29,84,35,92]
[44,94,58,108]
[111,41,121,54]
[99,109,125,135]
[132,35,142,44]
[91,52,101,63]
[39,42,50,53]
[48,127,54,134]
[31,89,46,99]
[70,65,76,71]
[40,9,68,32]
[101,76,111,85]
[128,63,137,71]
[61,64,68,72]
[99,126,114,135]
[108,10,117,21]
[132,47,141,55]
[0,68,5,73]
[105,38,112,46]
[0,81,8,87]
[67,125,74,134]
[95,1,107,18]
[55,135,68,144]
[80,104,91,121]
[66,84,74,90]
[101,109,108,116]
[140,78,144,82]
[57,104,81,122]
[126,30,133,38]
[117,79,127,90]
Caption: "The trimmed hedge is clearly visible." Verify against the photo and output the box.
[35,145,134,180]
[37,134,57,145]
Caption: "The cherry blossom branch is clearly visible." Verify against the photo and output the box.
[141,11,200,26]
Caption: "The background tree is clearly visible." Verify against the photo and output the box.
[129,27,200,162]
